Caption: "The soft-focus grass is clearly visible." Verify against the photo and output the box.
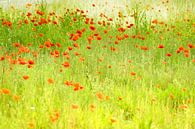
[0,0,195,129]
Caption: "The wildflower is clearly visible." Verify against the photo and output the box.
[13,95,20,101]
[88,36,93,44]
[130,72,136,76]
[64,81,73,86]
[158,44,164,48]
[28,122,35,128]
[188,43,194,48]
[48,78,54,84]
[72,104,79,109]
[179,104,188,110]
[96,92,104,100]
[28,60,35,65]
[23,75,29,80]
[118,97,122,100]
[110,118,117,123]
[89,25,96,31]
[166,53,172,57]
[44,41,52,48]
[86,46,91,49]
[68,46,73,51]
[2,88,11,95]
[152,19,158,24]
[62,62,70,68]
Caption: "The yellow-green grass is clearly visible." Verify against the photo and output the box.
[0,0,195,129]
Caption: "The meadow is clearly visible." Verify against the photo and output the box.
[0,0,195,129]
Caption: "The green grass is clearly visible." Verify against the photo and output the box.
[0,0,195,129]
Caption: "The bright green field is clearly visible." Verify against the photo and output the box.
[0,0,195,129]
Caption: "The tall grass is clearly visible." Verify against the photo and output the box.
[0,0,195,129]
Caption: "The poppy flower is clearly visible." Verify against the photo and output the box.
[28,122,35,128]
[2,88,11,95]
[184,53,190,57]
[13,43,21,47]
[110,118,117,123]
[68,46,73,51]
[44,41,52,48]
[36,10,44,16]
[166,53,172,57]
[96,36,102,40]
[140,46,149,51]
[130,72,136,76]
[28,60,34,65]
[89,25,96,31]
[179,104,188,110]
[188,43,194,48]
[73,83,84,91]
[88,36,93,44]
[178,46,184,51]
[81,28,86,32]
[62,62,70,68]
[13,95,20,101]
[48,78,54,84]
[64,81,73,86]
[26,12,32,17]
[131,35,136,39]
[19,60,26,65]
[158,44,164,48]
[56,42,61,47]
[72,104,79,109]
[73,43,79,48]
[23,75,29,80]
[73,34,79,41]
[152,19,158,24]
[0,56,5,61]
[74,52,80,56]
[96,92,104,100]
[86,46,91,49]
[104,30,108,33]
[118,97,122,100]
[39,45,44,48]
[28,65,33,68]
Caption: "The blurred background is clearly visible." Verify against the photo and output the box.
[0,0,194,21]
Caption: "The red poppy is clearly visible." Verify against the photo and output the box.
[96,92,104,100]
[130,72,136,76]
[28,60,34,65]
[62,62,70,68]
[89,25,96,31]
[44,41,52,48]
[88,36,93,44]
[48,78,54,84]
[86,46,91,49]
[72,104,79,109]
[2,88,11,95]
[64,81,73,86]
[158,45,164,48]
[13,43,21,47]
[23,75,29,80]
[104,30,108,33]
[166,53,172,57]
[188,43,194,48]
[68,46,73,51]
[73,34,79,41]
[96,36,102,40]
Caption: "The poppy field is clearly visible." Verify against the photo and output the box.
[0,0,195,129]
